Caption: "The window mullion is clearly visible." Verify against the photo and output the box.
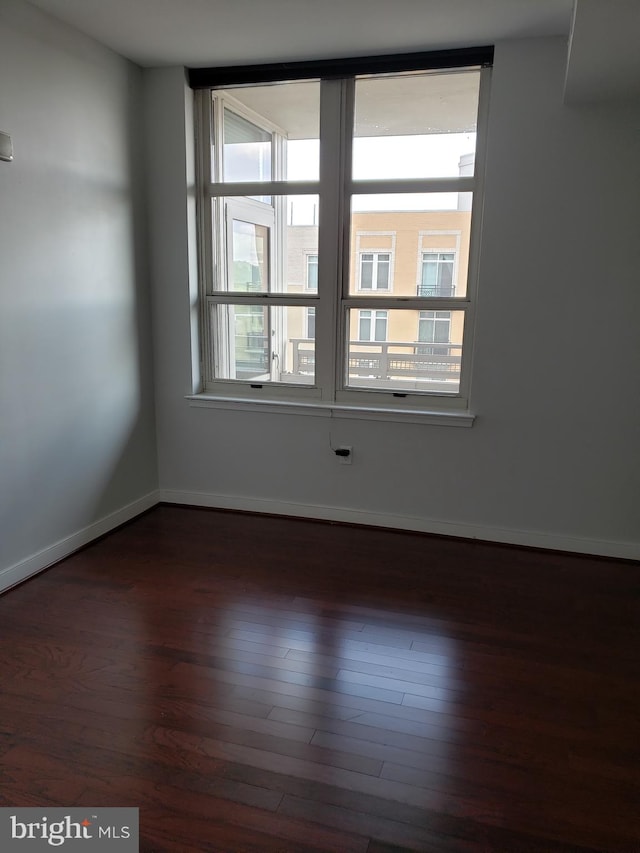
[206,180,320,197]
[316,78,352,402]
[459,65,492,407]
[349,176,475,195]
[207,294,318,307]
[337,78,355,394]
[344,296,468,311]
[195,91,215,385]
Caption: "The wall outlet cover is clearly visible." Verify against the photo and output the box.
[0,132,14,162]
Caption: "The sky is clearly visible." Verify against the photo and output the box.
[287,132,476,220]
[224,128,476,223]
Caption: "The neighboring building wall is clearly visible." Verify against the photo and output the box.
[285,225,318,292]
[285,210,472,348]
[348,210,471,345]
[283,211,470,382]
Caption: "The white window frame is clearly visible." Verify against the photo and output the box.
[193,63,490,416]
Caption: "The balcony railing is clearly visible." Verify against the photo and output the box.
[291,339,461,383]
[416,284,456,297]
[234,334,270,378]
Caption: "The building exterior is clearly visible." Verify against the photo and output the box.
[283,206,471,392]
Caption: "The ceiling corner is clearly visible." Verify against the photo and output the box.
[564,0,640,104]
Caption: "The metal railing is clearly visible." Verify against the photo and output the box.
[291,339,461,382]
[417,284,456,297]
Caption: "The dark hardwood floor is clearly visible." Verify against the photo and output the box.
[1,506,638,852]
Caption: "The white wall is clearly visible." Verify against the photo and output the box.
[0,0,158,588]
[148,37,640,559]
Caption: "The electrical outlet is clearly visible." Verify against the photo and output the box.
[336,446,352,465]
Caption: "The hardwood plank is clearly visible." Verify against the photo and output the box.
[1,504,638,853]
[365,835,602,853]
[171,659,407,705]
[3,742,284,814]
[229,621,415,651]
[205,762,534,851]
[286,646,468,687]
[269,703,640,791]
[0,747,87,805]
[174,655,616,746]
[232,684,379,722]
[279,793,481,852]
[269,704,459,755]
[286,643,637,713]
[380,761,639,850]
[79,776,368,852]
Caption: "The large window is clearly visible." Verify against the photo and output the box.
[194,51,490,411]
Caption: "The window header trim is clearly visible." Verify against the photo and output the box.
[188,45,494,89]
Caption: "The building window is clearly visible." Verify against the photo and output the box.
[359,252,391,291]
[359,309,387,342]
[419,310,451,350]
[193,51,490,410]
[419,252,455,297]
[306,307,316,339]
[306,254,318,291]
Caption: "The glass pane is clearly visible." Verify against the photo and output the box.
[234,304,269,378]
[353,70,480,180]
[419,310,451,344]
[230,220,269,292]
[349,194,472,297]
[218,80,320,182]
[358,310,371,341]
[346,309,465,394]
[421,258,438,291]
[215,196,319,295]
[420,252,455,296]
[376,256,390,289]
[306,307,316,338]
[306,255,318,291]
[224,109,272,182]
[285,196,319,295]
[360,255,373,289]
[374,311,388,341]
[211,304,315,384]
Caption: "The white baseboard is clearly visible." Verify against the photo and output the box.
[0,490,161,594]
[3,487,635,593]
[159,488,640,561]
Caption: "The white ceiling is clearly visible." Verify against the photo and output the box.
[28,0,574,68]
[24,0,640,102]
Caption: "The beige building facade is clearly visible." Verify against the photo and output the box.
[284,208,471,390]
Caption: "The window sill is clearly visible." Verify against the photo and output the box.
[186,394,475,427]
